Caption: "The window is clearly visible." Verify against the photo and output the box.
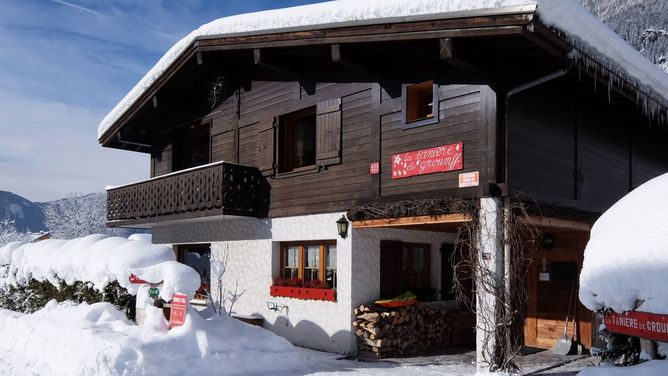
[403,80,439,128]
[278,107,317,173]
[279,241,337,289]
[380,241,431,299]
[177,244,211,299]
[172,124,211,171]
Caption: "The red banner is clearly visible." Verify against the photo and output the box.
[604,311,668,342]
[392,143,463,179]
[169,293,188,329]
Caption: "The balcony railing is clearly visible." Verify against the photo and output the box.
[107,161,267,226]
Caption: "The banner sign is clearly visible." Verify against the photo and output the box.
[604,311,668,342]
[169,293,188,329]
[391,143,463,179]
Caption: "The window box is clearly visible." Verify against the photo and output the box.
[270,285,301,299]
[269,286,336,302]
[300,287,336,302]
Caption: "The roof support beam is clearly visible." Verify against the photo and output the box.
[252,48,292,74]
[330,44,372,74]
[439,38,480,72]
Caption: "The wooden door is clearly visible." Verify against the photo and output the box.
[524,231,592,349]
[380,241,403,299]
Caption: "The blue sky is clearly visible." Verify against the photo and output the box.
[0,0,322,202]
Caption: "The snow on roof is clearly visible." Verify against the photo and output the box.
[97,0,668,140]
[579,173,668,315]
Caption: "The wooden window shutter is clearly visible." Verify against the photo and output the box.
[257,118,275,177]
[316,98,342,166]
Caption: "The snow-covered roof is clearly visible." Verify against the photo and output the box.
[580,173,668,315]
[97,0,668,140]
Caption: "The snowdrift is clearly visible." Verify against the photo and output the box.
[0,301,310,376]
[580,173,668,314]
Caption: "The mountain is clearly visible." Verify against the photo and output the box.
[0,191,140,245]
[578,0,668,72]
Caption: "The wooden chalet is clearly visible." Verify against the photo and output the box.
[98,1,668,362]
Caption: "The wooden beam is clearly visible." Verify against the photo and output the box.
[330,44,372,74]
[524,216,591,232]
[439,38,480,72]
[352,214,470,229]
[252,48,291,73]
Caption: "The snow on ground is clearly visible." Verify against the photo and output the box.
[578,360,668,376]
[97,0,668,139]
[579,173,668,314]
[0,234,176,295]
[0,301,311,376]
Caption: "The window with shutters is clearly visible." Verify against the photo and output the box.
[278,106,317,173]
[261,99,342,177]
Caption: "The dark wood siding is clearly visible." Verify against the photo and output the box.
[508,88,668,213]
[380,85,482,197]
[151,143,172,177]
[164,76,485,218]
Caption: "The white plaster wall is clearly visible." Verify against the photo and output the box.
[210,212,354,354]
[154,214,458,355]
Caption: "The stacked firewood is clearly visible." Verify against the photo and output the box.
[353,303,463,358]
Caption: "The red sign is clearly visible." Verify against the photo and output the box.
[369,162,379,175]
[604,311,668,342]
[128,274,163,285]
[391,143,463,179]
[169,293,188,329]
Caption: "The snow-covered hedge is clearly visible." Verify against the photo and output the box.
[0,234,201,319]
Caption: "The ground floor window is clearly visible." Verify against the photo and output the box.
[177,244,211,299]
[279,241,337,289]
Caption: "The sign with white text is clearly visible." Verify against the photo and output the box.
[604,311,668,342]
[169,293,188,329]
[391,143,463,179]
[458,171,479,187]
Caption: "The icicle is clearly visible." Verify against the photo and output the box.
[607,76,612,104]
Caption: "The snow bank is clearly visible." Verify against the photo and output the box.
[580,173,668,314]
[0,234,177,295]
[578,360,668,376]
[97,0,668,140]
[0,302,310,376]
[129,261,201,300]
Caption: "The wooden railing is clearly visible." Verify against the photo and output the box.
[107,162,267,225]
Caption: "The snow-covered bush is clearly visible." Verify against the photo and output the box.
[580,173,668,364]
[0,234,181,320]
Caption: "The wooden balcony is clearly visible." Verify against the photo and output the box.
[107,161,268,227]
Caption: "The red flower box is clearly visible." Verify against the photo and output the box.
[270,285,300,299]
[269,286,336,302]
[301,287,336,302]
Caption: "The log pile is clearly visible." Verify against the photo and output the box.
[353,303,473,358]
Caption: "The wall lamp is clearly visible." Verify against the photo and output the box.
[336,215,349,239]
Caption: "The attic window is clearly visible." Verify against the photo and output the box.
[403,80,439,128]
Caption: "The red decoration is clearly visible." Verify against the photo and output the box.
[129,274,149,284]
[391,143,463,179]
[300,287,336,302]
[604,311,668,342]
[169,293,188,329]
[269,286,336,302]
[369,162,379,175]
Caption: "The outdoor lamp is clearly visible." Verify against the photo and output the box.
[336,215,349,239]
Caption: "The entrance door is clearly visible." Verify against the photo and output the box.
[524,231,592,349]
